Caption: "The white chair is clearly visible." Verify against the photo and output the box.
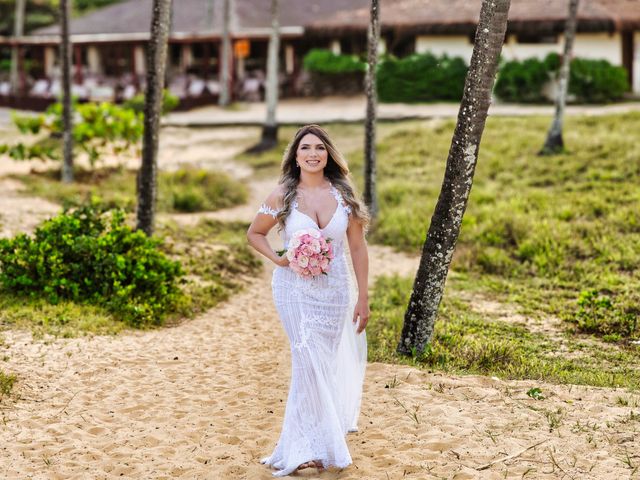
[188,78,205,96]
[0,81,13,96]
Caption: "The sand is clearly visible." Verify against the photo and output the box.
[2,251,640,479]
[1,127,639,479]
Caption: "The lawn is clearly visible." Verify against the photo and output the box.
[369,273,640,389]
[11,166,249,213]
[350,113,640,388]
[343,113,640,342]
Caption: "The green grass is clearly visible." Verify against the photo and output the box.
[12,166,249,213]
[0,369,16,397]
[158,218,263,322]
[370,274,640,389]
[0,217,262,338]
[0,294,126,337]
[347,113,640,340]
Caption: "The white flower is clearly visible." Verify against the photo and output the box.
[290,237,301,249]
[308,228,321,239]
[298,256,309,268]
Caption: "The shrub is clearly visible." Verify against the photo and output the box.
[494,55,556,103]
[302,49,366,74]
[122,89,180,115]
[0,205,183,326]
[377,52,468,103]
[160,167,249,213]
[8,101,144,167]
[494,53,629,103]
[302,49,366,96]
[569,58,629,103]
[570,289,638,338]
[0,370,16,397]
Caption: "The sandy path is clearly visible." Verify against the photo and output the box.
[2,128,639,479]
[2,260,639,479]
[0,178,60,238]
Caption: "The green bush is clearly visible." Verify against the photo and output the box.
[0,205,183,326]
[8,101,144,167]
[569,58,629,103]
[0,370,16,397]
[570,289,638,337]
[160,167,249,213]
[122,89,180,115]
[302,49,366,74]
[494,54,558,103]
[377,52,468,103]
[495,53,629,103]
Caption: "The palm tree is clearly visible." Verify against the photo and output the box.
[540,0,580,155]
[10,0,26,95]
[397,0,512,356]
[364,0,380,220]
[136,0,172,236]
[248,0,280,152]
[218,0,231,106]
[60,0,73,183]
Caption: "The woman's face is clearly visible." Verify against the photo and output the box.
[296,133,328,173]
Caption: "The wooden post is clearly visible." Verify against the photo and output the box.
[74,45,83,84]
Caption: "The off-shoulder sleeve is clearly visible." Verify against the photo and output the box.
[257,203,280,218]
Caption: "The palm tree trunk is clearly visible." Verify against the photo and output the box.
[10,0,26,95]
[260,0,280,149]
[397,0,512,356]
[540,0,580,155]
[364,0,380,220]
[60,0,74,184]
[136,0,172,236]
[218,0,231,106]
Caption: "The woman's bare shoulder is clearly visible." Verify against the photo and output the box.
[264,183,287,209]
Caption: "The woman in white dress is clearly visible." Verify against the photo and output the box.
[247,124,370,476]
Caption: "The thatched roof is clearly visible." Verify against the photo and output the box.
[27,0,367,41]
[11,0,639,45]
[306,0,640,36]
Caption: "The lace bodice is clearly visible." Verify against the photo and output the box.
[257,182,352,253]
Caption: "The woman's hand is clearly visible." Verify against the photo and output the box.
[274,253,290,267]
[352,296,370,334]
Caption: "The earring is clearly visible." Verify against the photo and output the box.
[296,162,300,168]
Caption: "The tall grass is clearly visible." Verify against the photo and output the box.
[369,274,640,389]
[12,166,248,213]
[349,113,640,340]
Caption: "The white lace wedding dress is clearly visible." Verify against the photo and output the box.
[257,182,367,477]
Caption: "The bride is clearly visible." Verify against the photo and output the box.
[247,124,370,476]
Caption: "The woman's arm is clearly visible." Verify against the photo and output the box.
[246,186,289,267]
[346,216,370,333]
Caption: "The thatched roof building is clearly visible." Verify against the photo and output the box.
[1,0,638,108]
[306,0,640,35]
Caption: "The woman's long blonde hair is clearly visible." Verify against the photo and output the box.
[275,124,370,234]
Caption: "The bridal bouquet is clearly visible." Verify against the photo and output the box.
[279,228,334,278]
